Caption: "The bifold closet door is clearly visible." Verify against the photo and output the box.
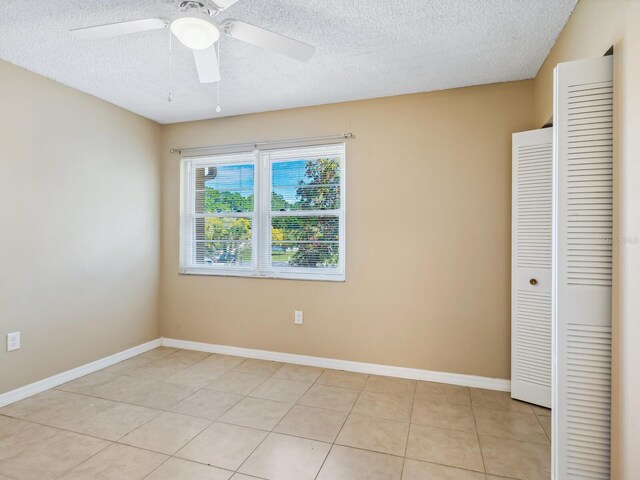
[554,55,613,480]
[511,128,553,408]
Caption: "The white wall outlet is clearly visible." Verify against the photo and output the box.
[294,311,303,325]
[7,332,20,352]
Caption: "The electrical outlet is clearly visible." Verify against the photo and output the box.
[294,311,303,325]
[7,332,20,352]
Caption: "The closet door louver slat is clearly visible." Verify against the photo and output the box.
[554,55,613,480]
[511,128,553,408]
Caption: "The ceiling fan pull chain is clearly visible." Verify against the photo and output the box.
[216,41,222,113]
[168,26,173,103]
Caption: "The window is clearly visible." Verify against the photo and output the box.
[180,143,345,281]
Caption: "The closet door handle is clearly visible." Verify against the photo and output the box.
[529,278,538,286]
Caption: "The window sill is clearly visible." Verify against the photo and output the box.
[179,267,345,282]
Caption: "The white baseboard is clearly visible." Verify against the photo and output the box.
[0,336,509,409]
[0,338,161,408]
[161,337,511,392]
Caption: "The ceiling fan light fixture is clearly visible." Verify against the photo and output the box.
[171,17,220,50]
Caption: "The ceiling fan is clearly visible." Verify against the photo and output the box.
[70,0,315,86]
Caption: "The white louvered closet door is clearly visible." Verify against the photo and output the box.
[511,128,553,408]
[554,55,613,480]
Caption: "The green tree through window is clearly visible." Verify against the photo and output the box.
[272,157,340,268]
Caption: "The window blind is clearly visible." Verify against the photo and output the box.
[180,152,256,273]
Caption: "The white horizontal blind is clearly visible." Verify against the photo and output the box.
[260,144,345,280]
[180,143,345,281]
[180,152,256,274]
[554,55,613,480]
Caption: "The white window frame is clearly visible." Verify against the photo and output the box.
[180,143,346,281]
[179,151,258,276]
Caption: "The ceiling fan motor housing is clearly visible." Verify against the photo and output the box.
[178,1,221,17]
[179,1,205,10]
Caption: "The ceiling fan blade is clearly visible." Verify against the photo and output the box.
[210,0,242,11]
[70,18,169,40]
[193,46,221,83]
[223,20,315,62]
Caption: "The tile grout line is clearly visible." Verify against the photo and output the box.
[313,444,336,480]
[116,411,213,455]
[0,412,126,445]
[139,454,173,480]
[234,364,362,478]
[227,360,320,477]
[533,411,552,442]
[312,371,370,480]
[230,401,298,476]
[52,434,114,479]
[470,390,489,475]
[399,379,418,479]
[472,395,554,479]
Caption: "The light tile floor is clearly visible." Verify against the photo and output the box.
[0,347,551,480]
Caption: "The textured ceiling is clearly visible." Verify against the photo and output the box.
[0,0,576,124]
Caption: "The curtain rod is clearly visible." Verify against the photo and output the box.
[169,133,353,155]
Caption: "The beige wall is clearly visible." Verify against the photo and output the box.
[534,0,631,127]
[533,1,640,478]
[0,61,162,394]
[160,81,535,380]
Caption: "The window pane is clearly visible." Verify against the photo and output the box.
[271,216,339,268]
[194,217,252,266]
[197,242,253,266]
[196,164,254,213]
[271,158,340,211]
[271,242,339,268]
